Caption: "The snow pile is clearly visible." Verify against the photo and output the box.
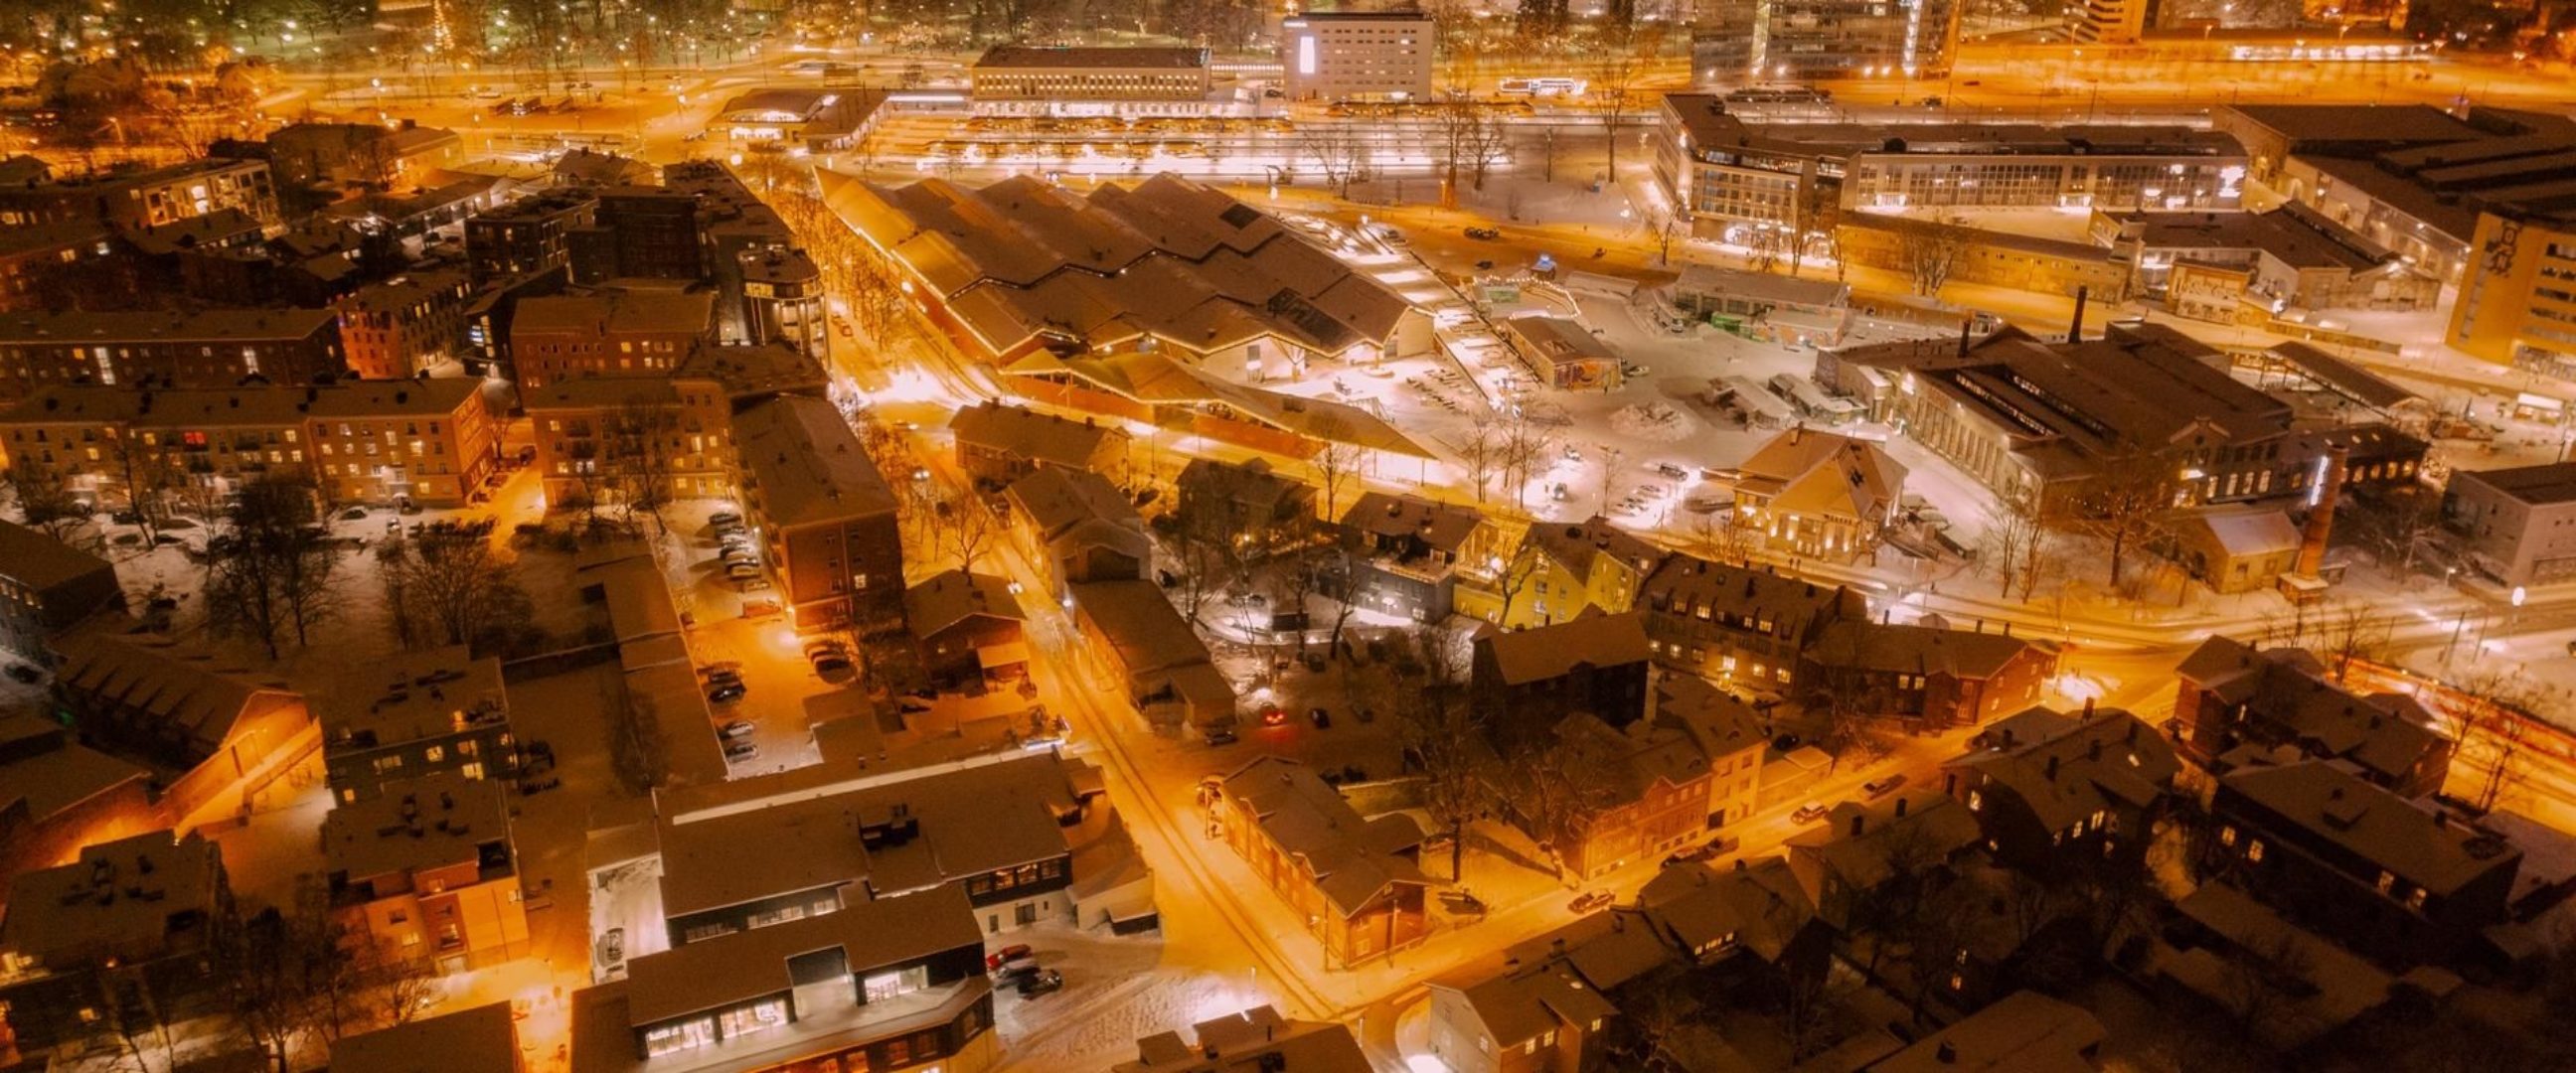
[1609,401,1697,443]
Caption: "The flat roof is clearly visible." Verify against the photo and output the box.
[2221,103,2487,146]
[2456,461,2576,506]
[623,884,981,1027]
[974,45,1208,71]
[331,1002,518,1073]
[0,307,338,345]
[0,713,149,832]
[0,830,224,969]
[2123,207,2390,271]
[1664,95,2240,162]
[322,772,513,882]
[321,645,508,749]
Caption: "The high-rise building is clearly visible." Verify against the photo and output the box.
[1691,0,1962,80]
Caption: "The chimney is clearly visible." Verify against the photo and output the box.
[1894,797,1909,818]
[1850,814,1866,838]
[1936,1040,1959,1064]
[2045,755,2060,780]
[2067,286,2088,344]
[2291,444,2350,582]
[2083,696,2096,715]
[1956,318,1972,359]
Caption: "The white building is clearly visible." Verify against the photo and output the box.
[1279,11,1433,102]
[2444,462,2576,588]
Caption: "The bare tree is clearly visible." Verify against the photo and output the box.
[1980,488,2056,601]
[1592,42,1645,178]
[1457,424,1504,505]
[1508,736,1617,879]
[205,475,339,659]
[1392,629,1493,880]
[2071,445,2177,589]
[1298,125,1369,198]
[5,461,92,542]
[602,399,682,536]
[1685,509,1758,567]
[932,492,1004,572]
[2453,665,2543,813]
[1308,421,1365,524]
[376,520,538,656]
[1897,217,1971,297]
[103,429,173,544]
[1430,94,1512,203]
[1497,409,1559,512]
[1787,171,1843,279]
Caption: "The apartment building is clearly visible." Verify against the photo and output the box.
[2206,760,2520,966]
[1654,675,1770,830]
[0,831,233,1057]
[1279,11,1434,101]
[266,121,463,192]
[1470,612,1655,750]
[732,395,905,633]
[1006,466,1151,593]
[1175,456,1317,554]
[0,220,123,314]
[948,400,1131,489]
[1798,621,2055,731]
[1457,516,1663,629]
[0,157,279,231]
[508,291,718,390]
[466,189,598,284]
[0,519,124,664]
[1334,492,1505,623]
[322,773,530,972]
[0,380,497,509]
[1215,756,1431,966]
[0,712,151,885]
[738,245,828,364]
[969,46,1213,116]
[524,377,737,507]
[305,379,501,507]
[319,647,519,804]
[1940,704,2180,873]
[1116,1007,1368,1073]
[335,1003,524,1073]
[2173,636,2454,796]
[0,307,346,399]
[335,270,474,379]
[1636,553,1862,690]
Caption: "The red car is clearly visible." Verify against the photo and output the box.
[1259,706,1287,726]
[984,943,1032,973]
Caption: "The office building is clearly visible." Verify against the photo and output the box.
[1695,0,1963,80]
[1279,11,1434,101]
[969,47,1215,116]
[2443,462,2576,587]
[1655,95,2248,240]
[2451,208,2576,378]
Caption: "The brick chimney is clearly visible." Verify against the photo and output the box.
[2292,444,2351,581]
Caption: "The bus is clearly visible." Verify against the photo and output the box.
[1498,77,1590,97]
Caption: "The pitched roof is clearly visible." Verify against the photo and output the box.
[1340,492,1487,553]
[1478,611,1652,687]
[1862,991,2103,1073]
[1787,790,1982,892]
[1638,855,1816,963]
[1220,756,1427,917]
[948,400,1122,468]
[0,713,149,836]
[1523,516,1662,579]
[1945,706,2179,833]
[1640,552,1852,626]
[1732,428,1906,524]
[1068,579,1212,675]
[902,569,1022,639]
[2220,760,2518,896]
[2174,636,2445,782]
[1806,621,2044,681]
[50,619,301,756]
[824,172,1411,360]
[1653,675,1770,760]
[1118,1006,1369,1073]
[1006,465,1142,537]
[1554,712,1709,807]
[733,395,896,529]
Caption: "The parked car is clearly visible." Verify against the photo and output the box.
[710,511,743,528]
[1204,724,1239,745]
[1259,706,1287,726]
[725,564,762,583]
[1861,774,1908,799]
[1016,969,1064,997]
[1567,890,1614,914]
[1308,706,1332,729]
[718,720,756,740]
[519,775,561,795]
[811,653,856,682]
[985,944,1034,972]
[1662,837,1738,869]
[3,664,39,685]
[723,740,759,761]
[1438,890,1488,916]
[1791,801,1831,824]
[1654,462,1690,481]
[706,681,747,704]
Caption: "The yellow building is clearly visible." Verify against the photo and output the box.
[1454,516,1662,630]
[2451,210,2576,378]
